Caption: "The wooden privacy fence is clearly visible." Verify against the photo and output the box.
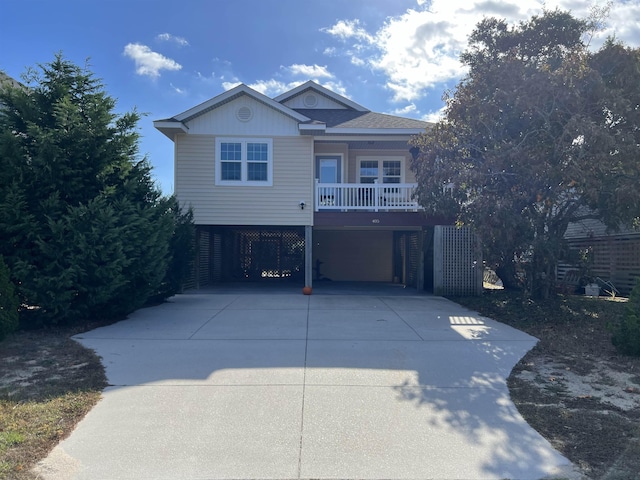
[558,234,640,296]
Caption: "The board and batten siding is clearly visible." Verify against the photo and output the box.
[184,95,300,136]
[281,94,347,110]
[175,134,313,226]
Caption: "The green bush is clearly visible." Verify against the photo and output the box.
[0,255,19,340]
[0,56,194,328]
[612,279,640,356]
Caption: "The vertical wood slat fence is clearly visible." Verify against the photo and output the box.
[433,226,482,296]
[558,235,640,296]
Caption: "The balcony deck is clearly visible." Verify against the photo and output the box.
[315,182,421,212]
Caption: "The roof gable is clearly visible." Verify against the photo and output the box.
[274,81,368,112]
[174,84,309,124]
[154,80,430,139]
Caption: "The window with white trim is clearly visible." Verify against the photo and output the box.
[358,157,404,184]
[216,138,273,186]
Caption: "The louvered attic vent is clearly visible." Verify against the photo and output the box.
[303,93,318,107]
[236,106,253,122]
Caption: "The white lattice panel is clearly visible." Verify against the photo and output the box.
[434,226,482,296]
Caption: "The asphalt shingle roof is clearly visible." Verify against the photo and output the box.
[294,109,430,130]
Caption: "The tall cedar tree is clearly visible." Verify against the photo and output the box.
[410,10,640,298]
[0,55,193,326]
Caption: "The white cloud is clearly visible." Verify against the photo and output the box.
[321,19,374,43]
[391,104,417,116]
[170,83,186,95]
[322,0,640,103]
[222,80,243,91]
[319,80,349,97]
[284,64,334,79]
[247,79,304,97]
[123,43,182,78]
[422,105,447,123]
[156,33,189,47]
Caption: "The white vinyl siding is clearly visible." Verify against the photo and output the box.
[280,94,348,110]
[185,95,299,136]
[175,135,313,226]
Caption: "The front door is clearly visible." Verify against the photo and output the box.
[316,156,341,183]
[316,156,342,207]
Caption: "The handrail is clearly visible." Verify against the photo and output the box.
[315,180,420,212]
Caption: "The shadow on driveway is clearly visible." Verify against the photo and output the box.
[36,290,582,480]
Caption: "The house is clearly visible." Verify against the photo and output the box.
[154,81,481,293]
[558,216,640,296]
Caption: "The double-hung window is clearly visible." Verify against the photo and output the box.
[216,138,273,186]
[358,157,404,184]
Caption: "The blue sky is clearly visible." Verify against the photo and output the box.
[3,0,639,195]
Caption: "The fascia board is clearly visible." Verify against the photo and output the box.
[325,127,426,135]
[174,84,310,123]
[153,120,189,140]
[298,124,327,131]
[312,134,416,142]
[153,120,188,132]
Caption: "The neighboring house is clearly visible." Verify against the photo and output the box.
[155,81,481,293]
[559,216,640,296]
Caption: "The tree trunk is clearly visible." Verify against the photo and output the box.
[495,264,522,291]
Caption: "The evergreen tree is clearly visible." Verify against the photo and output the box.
[0,55,193,326]
[0,255,19,340]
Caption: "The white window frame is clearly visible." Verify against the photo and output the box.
[215,137,273,186]
[357,156,405,184]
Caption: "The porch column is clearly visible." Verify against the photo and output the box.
[305,225,313,288]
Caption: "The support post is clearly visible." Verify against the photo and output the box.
[305,225,313,288]
[417,230,425,292]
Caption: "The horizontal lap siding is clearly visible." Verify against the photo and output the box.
[176,135,313,226]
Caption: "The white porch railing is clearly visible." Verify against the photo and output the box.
[315,180,421,212]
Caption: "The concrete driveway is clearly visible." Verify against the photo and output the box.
[36,290,580,480]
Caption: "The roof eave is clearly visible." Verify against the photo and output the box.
[298,123,327,133]
[325,127,427,135]
[153,120,188,140]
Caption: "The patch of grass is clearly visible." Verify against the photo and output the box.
[0,327,107,479]
[0,392,102,479]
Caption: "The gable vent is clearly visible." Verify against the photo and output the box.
[303,93,318,108]
[236,106,253,122]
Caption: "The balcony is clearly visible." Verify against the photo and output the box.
[315,181,421,212]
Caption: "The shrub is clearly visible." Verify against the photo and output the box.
[0,255,19,340]
[612,279,640,356]
[0,55,193,327]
